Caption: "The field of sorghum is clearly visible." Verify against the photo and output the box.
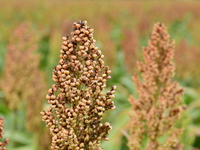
[0,1,200,150]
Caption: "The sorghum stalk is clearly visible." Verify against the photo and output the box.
[0,117,8,150]
[128,23,185,150]
[41,20,116,150]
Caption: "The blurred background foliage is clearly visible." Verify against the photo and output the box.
[0,0,200,150]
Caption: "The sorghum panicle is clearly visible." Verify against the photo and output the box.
[1,23,47,133]
[0,117,8,150]
[41,20,116,150]
[128,23,185,150]
[0,23,50,149]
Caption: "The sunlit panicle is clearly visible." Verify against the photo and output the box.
[41,20,116,150]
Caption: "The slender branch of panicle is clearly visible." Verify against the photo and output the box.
[0,117,8,150]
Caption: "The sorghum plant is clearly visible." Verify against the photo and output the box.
[128,23,185,150]
[1,23,50,149]
[0,117,8,150]
[1,23,46,132]
[41,20,116,150]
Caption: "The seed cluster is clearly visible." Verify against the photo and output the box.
[128,23,185,150]
[1,23,50,150]
[0,117,8,150]
[0,22,46,130]
[41,21,116,150]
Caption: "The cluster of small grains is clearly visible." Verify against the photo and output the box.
[1,23,49,149]
[41,20,116,150]
[128,23,185,150]
[0,117,8,150]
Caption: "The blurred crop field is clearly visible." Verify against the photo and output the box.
[0,0,200,150]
